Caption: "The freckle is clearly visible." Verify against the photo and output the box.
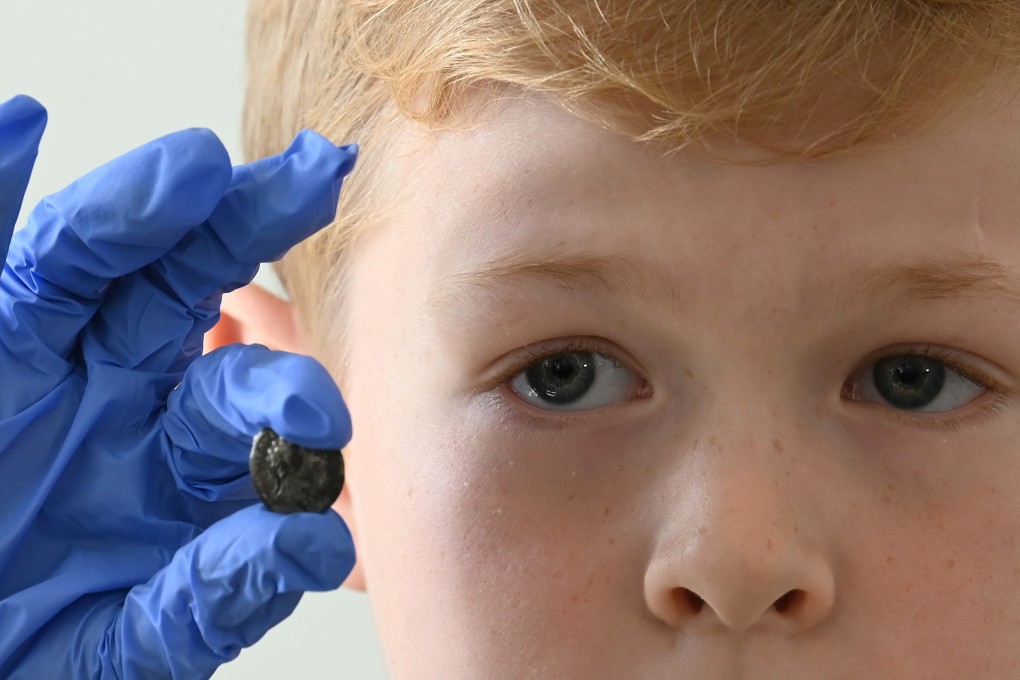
[886,555,895,564]
[883,495,892,505]
[567,493,575,501]
[793,525,799,533]
[608,537,615,545]
[772,438,784,453]
[571,594,581,603]
[698,525,708,536]
[766,539,774,551]
[604,506,611,516]
[947,559,956,569]
[684,368,693,378]
[587,576,595,587]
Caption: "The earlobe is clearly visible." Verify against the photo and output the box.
[204,284,305,354]
[334,488,367,591]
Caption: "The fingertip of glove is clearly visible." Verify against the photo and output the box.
[272,508,356,589]
[215,506,354,592]
[198,505,355,589]
[78,127,235,231]
[336,142,359,176]
[159,127,234,188]
[0,95,47,153]
[0,94,47,131]
[266,352,351,448]
[287,130,359,182]
[196,344,351,449]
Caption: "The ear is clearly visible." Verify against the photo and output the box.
[205,284,367,591]
[205,284,304,354]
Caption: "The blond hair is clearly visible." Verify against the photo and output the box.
[244,0,1020,361]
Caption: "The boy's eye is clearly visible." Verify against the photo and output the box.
[508,349,642,412]
[845,352,986,413]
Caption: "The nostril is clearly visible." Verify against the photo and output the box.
[773,588,804,614]
[673,587,705,614]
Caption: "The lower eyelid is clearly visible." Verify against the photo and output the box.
[885,394,1009,432]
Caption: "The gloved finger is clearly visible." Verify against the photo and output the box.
[0,128,233,380]
[0,95,46,263]
[159,342,351,513]
[79,131,356,378]
[109,506,354,679]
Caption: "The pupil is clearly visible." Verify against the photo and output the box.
[525,351,597,404]
[893,363,922,387]
[873,355,946,410]
[548,357,577,383]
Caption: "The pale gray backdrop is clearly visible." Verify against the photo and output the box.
[0,2,388,677]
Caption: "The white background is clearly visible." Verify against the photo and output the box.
[0,2,389,677]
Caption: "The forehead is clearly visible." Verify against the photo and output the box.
[372,91,1020,307]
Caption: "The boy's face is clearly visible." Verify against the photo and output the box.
[333,90,1020,678]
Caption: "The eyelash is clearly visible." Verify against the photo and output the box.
[846,346,1010,433]
[478,337,640,426]
[479,340,1011,432]
[480,337,625,392]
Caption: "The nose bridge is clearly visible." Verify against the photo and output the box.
[702,400,803,535]
[643,397,836,635]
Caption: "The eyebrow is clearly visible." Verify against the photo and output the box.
[428,251,684,318]
[427,250,1020,320]
[852,256,1020,306]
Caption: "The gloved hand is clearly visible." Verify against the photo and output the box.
[0,95,358,679]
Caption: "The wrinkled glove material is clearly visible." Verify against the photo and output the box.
[0,95,357,679]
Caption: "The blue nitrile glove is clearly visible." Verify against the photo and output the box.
[0,95,358,679]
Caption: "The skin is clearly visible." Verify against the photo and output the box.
[223,85,1020,678]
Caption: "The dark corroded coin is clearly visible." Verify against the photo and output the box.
[250,428,345,514]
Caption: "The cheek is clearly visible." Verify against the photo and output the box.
[345,369,653,671]
[842,470,1020,669]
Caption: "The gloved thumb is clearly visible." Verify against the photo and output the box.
[101,504,355,679]
[161,342,351,513]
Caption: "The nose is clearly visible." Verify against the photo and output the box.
[643,436,836,635]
